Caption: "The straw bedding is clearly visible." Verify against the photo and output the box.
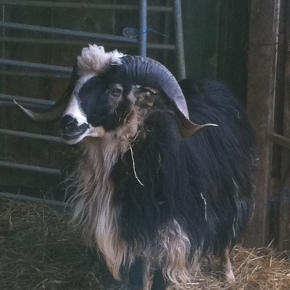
[0,199,289,290]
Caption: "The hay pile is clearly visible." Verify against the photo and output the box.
[0,199,290,290]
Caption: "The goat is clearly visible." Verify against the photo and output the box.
[16,45,256,290]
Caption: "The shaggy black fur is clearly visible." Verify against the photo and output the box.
[112,79,256,287]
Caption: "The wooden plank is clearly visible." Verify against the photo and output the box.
[270,133,290,151]
[282,2,290,139]
[279,0,290,250]
[244,0,281,247]
[182,0,221,79]
[217,0,249,101]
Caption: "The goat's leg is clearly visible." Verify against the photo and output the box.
[129,257,143,289]
[151,269,166,290]
[128,257,151,290]
[221,248,235,283]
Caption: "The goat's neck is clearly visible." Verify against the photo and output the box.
[71,110,142,279]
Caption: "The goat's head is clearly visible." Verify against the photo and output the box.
[16,45,216,144]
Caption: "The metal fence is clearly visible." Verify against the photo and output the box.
[0,0,185,205]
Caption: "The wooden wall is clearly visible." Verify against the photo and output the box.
[246,0,290,249]
[182,0,249,101]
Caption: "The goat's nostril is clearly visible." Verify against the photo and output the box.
[60,115,89,140]
[60,115,78,134]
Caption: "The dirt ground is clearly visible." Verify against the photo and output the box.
[1,199,290,290]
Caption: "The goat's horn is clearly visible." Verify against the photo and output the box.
[108,55,217,137]
[15,64,78,123]
[14,92,70,123]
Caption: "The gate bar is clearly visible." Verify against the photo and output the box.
[173,0,186,79]
[0,36,176,50]
[0,93,54,107]
[0,58,72,73]
[0,70,70,79]
[0,128,62,143]
[0,160,60,175]
[139,0,147,56]
[0,1,172,12]
[0,21,138,43]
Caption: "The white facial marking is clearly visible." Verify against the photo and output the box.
[62,74,96,125]
[61,73,109,144]
[74,73,96,93]
[62,96,87,125]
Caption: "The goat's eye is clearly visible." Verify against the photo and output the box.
[110,87,122,97]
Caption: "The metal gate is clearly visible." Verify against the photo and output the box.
[0,0,185,205]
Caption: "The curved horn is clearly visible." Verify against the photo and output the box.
[108,56,217,137]
[15,64,79,123]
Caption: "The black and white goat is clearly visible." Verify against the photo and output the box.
[16,45,256,290]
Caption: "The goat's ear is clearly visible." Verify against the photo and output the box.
[15,63,79,123]
[175,111,218,138]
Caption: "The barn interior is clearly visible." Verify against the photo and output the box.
[0,0,290,289]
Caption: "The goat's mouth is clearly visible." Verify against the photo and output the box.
[61,132,88,145]
[61,124,105,144]
[61,123,90,145]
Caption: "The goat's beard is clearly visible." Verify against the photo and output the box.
[65,109,200,286]
[66,110,140,279]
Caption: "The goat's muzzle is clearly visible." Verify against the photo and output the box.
[60,115,89,144]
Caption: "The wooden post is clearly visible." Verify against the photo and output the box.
[245,0,281,247]
[279,1,290,250]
